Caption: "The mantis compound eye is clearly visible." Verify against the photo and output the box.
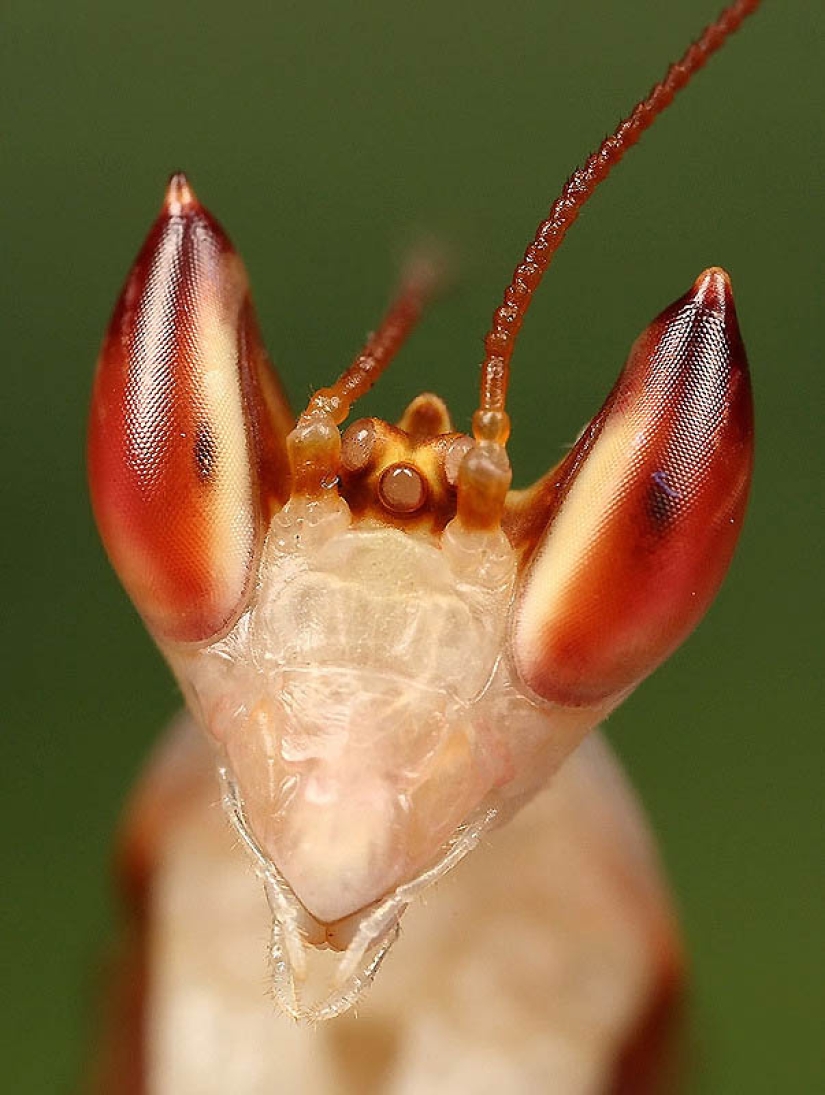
[511,268,754,706]
[87,174,293,644]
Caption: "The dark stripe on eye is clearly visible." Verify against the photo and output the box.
[194,424,217,482]
[645,469,681,532]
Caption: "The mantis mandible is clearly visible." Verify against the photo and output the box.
[88,2,760,1090]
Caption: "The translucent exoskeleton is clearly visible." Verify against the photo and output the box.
[88,2,760,1091]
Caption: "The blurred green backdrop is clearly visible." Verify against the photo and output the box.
[2,1,822,1090]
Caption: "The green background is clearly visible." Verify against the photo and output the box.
[3,1,822,1090]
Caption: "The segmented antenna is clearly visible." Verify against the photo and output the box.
[477,0,762,426]
[306,254,442,425]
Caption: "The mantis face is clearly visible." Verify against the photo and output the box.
[88,3,758,1021]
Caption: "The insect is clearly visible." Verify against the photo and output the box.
[88,1,760,1090]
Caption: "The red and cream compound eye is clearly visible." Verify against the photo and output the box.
[88,174,291,645]
[511,269,752,707]
[89,2,761,1084]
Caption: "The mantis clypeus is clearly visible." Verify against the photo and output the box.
[88,1,761,1091]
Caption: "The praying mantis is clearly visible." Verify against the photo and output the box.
[88,1,761,1090]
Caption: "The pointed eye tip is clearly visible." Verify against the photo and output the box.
[163,171,200,216]
[690,265,734,316]
[686,266,750,383]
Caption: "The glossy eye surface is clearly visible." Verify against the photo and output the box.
[512,268,753,706]
[378,463,428,514]
[87,175,292,644]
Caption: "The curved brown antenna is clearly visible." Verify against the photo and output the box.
[477,0,762,425]
[288,253,445,497]
[306,254,443,426]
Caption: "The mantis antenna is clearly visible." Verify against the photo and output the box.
[475,0,762,443]
[303,256,442,425]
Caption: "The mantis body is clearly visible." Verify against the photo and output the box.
[88,2,760,1090]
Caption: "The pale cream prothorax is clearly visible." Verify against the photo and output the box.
[164,494,610,1015]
